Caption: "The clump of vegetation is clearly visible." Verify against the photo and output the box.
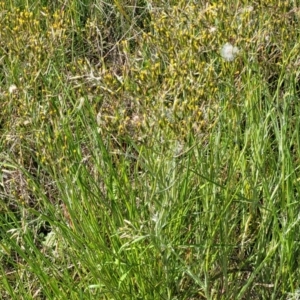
[1,0,300,299]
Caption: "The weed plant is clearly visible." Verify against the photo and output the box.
[1,0,300,299]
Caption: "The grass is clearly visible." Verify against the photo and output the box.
[1,0,300,299]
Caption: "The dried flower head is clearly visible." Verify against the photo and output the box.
[9,84,17,94]
[96,112,102,126]
[220,43,239,62]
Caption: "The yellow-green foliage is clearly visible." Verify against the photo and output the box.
[1,1,298,147]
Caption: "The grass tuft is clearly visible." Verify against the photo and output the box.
[1,0,300,299]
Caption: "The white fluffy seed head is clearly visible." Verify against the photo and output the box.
[220,43,239,62]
